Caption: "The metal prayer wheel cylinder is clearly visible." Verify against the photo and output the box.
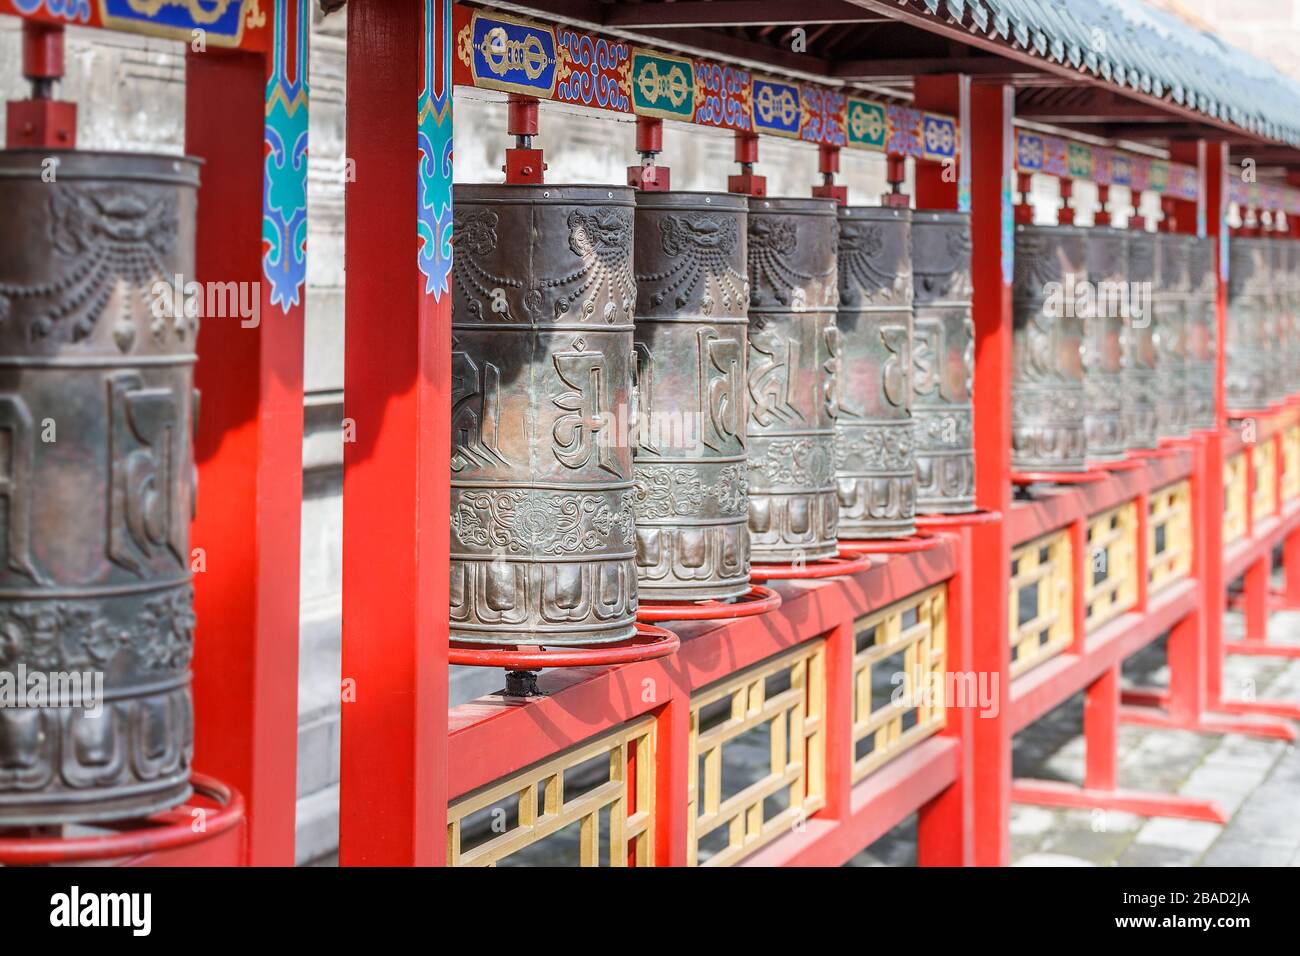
[834,206,914,539]
[1186,236,1218,431]
[1122,232,1160,449]
[631,192,750,601]
[745,197,839,562]
[911,210,975,513]
[1082,228,1129,460]
[449,184,638,644]
[1290,241,1300,395]
[1226,238,1267,412]
[1154,233,1192,440]
[0,150,199,825]
[1012,224,1088,471]
[1265,239,1288,404]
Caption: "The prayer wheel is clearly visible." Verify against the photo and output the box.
[834,206,914,538]
[449,184,638,645]
[1123,232,1160,449]
[1082,228,1128,460]
[1013,224,1088,472]
[632,192,750,601]
[1154,233,1192,440]
[1226,238,1267,412]
[1186,235,1217,432]
[745,197,840,562]
[911,210,976,513]
[0,150,200,825]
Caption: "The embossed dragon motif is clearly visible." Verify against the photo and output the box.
[0,186,181,352]
[636,215,748,316]
[545,208,636,322]
[837,221,905,306]
[914,222,972,299]
[451,209,531,320]
[747,216,833,309]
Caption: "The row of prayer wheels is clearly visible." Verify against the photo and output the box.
[448,185,977,647]
[1012,226,1219,471]
[1227,237,1300,413]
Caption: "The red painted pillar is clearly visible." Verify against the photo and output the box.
[339,0,451,866]
[1285,531,1300,609]
[965,81,1015,867]
[1243,558,1270,642]
[913,74,974,866]
[186,26,305,865]
[1186,139,1231,707]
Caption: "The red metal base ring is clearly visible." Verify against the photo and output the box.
[0,774,245,866]
[1094,456,1146,471]
[749,549,874,581]
[1012,469,1107,484]
[838,534,941,555]
[448,622,679,669]
[915,509,1002,529]
[1128,446,1179,459]
[636,584,781,622]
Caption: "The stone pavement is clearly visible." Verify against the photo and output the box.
[848,604,1300,866]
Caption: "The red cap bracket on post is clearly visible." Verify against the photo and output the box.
[728,130,766,196]
[811,143,847,204]
[628,115,670,191]
[503,93,546,185]
[6,21,76,150]
[881,154,909,208]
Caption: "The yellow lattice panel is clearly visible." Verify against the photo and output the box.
[1009,528,1074,679]
[447,718,655,867]
[1252,438,1278,520]
[1148,481,1193,594]
[688,642,826,867]
[1085,502,1139,632]
[852,585,947,782]
[1283,425,1300,503]
[1224,453,1248,544]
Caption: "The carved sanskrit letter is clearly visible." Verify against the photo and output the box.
[0,395,46,584]
[107,373,186,574]
[698,328,743,452]
[880,324,911,409]
[451,343,508,472]
[912,317,944,401]
[553,344,618,476]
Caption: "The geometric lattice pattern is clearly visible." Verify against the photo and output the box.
[1223,452,1248,544]
[1009,528,1074,678]
[688,642,826,867]
[1148,481,1193,594]
[447,718,656,867]
[852,585,947,782]
[1252,437,1277,520]
[1085,502,1139,632]
[1283,425,1300,502]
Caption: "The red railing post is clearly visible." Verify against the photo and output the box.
[339,0,451,866]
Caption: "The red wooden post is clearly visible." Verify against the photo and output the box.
[186,8,307,864]
[965,81,1015,867]
[913,73,974,867]
[339,0,451,866]
[1285,531,1300,608]
[1199,139,1230,707]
